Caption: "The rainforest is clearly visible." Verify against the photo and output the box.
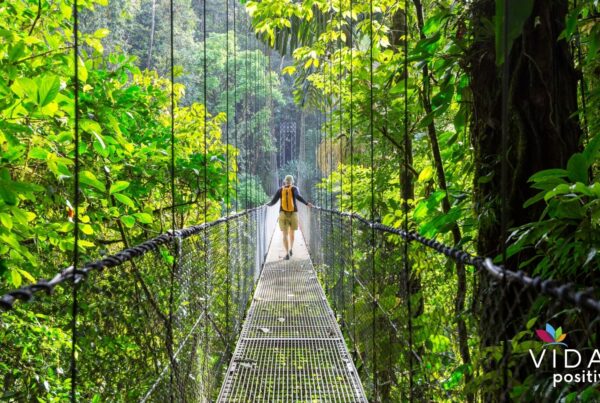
[0,0,598,401]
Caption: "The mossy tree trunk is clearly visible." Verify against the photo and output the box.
[467,0,582,393]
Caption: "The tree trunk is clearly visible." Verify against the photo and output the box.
[467,0,581,394]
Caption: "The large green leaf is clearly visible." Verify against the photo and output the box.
[37,76,60,107]
[80,171,106,192]
[566,153,588,184]
[109,181,130,194]
[495,0,534,65]
[114,193,135,208]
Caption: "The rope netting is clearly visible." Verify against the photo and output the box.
[299,204,600,401]
[1,207,276,401]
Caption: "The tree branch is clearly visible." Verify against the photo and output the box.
[28,0,42,36]
[14,46,72,65]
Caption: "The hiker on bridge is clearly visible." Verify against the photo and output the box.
[267,175,313,260]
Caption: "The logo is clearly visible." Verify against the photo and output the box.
[535,323,567,347]
[529,322,600,388]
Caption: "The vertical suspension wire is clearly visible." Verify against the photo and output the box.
[325,44,331,295]
[268,44,273,190]
[573,0,588,142]
[252,36,257,201]
[225,0,231,353]
[243,12,250,320]
[337,0,344,322]
[328,44,334,213]
[337,0,343,203]
[168,0,176,398]
[263,43,267,175]
[233,0,238,212]
[402,0,413,400]
[348,0,356,359]
[231,0,239,330]
[70,0,80,399]
[368,0,378,396]
[244,18,249,209]
[500,0,510,398]
[201,0,209,394]
[260,42,264,181]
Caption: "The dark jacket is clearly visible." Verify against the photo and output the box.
[267,185,308,212]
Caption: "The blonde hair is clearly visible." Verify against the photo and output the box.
[284,175,294,185]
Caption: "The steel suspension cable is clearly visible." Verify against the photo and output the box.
[500,0,510,398]
[244,18,249,209]
[233,0,238,212]
[402,0,414,400]
[348,0,356,360]
[268,45,273,188]
[573,0,589,141]
[71,0,80,398]
[329,46,333,212]
[225,0,231,353]
[252,35,257,200]
[252,31,256,203]
[317,112,322,207]
[202,0,209,392]
[369,0,378,395]
[168,0,177,398]
[337,0,344,322]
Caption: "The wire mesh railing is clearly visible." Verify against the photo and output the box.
[300,205,600,402]
[0,206,275,402]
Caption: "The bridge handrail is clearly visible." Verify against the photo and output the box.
[311,205,600,313]
[0,206,265,311]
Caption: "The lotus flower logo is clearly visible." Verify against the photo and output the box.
[535,323,567,347]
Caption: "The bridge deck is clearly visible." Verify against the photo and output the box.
[217,228,367,402]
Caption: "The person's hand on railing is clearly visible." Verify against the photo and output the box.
[307,202,314,208]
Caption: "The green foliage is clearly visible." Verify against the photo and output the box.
[235,173,268,209]
[0,0,242,398]
[248,0,599,400]
[508,138,600,278]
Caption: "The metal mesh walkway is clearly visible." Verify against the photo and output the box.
[218,252,367,402]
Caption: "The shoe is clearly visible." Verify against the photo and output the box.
[289,249,293,257]
[284,253,290,260]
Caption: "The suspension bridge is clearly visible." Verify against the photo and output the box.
[1,0,599,400]
[2,201,599,401]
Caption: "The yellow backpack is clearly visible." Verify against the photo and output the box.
[281,186,295,212]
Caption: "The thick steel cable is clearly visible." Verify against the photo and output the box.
[3,205,598,315]
[311,206,600,313]
[71,0,80,398]
[402,1,414,400]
